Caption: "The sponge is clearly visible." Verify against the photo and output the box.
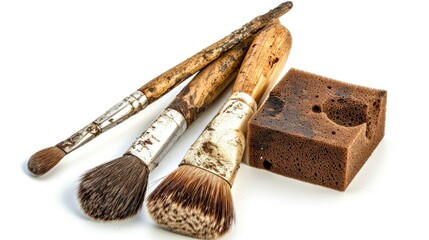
[247,68,387,191]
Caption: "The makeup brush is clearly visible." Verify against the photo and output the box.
[27,1,293,176]
[77,37,253,221]
[147,22,292,239]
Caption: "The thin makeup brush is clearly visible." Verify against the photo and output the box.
[147,22,292,239]
[77,37,253,221]
[27,1,293,176]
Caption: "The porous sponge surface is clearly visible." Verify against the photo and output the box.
[248,68,387,191]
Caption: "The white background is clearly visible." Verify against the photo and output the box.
[1,0,427,239]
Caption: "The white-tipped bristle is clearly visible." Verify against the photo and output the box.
[147,165,234,239]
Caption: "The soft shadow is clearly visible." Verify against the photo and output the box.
[60,180,88,220]
[61,179,150,226]
[21,159,33,177]
[21,158,54,179]
[145,222,191,240]
[346,139,389,192]
[21,156,68,179]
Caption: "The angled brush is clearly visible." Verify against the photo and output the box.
[27,1,293,176]
[147,22,292,239]
[77,37,253,221]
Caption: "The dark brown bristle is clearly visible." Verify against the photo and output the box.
[147,165,234,239]
[27,146,66,175]
[78,155,148,221]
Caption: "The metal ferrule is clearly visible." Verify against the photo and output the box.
[180,92,257,186]
[126,108,187,171]
[57,91,148,154]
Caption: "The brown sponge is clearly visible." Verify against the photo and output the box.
[248,68,387,191]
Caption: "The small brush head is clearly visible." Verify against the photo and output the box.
[147,165,234,239]
[27,146,66,175]
[78,154,148,221]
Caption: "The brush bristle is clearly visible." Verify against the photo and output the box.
[78,154,148,221]
[147,165,234,239]
[27,146,66,175]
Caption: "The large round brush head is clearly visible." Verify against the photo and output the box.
[147,165,234,239]
[78,155,148,221]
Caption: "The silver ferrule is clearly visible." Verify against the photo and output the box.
[57,91,148,154]
[126,108,187,171]
[180,92,257,185]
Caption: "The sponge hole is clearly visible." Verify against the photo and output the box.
[312,105,321,113]
[263,160,272,170]
[323,97,368,128]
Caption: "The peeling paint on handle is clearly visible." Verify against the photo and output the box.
[57,91,148,154]
[127,108,187,171]
[180,92,257,185]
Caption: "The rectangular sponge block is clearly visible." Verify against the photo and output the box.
[248,68,387,191]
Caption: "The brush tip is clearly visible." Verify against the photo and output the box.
[282,1,293,9]
[78,155,148,221]
[27,146,66,176]
[147,165,234,239]
[274,1,293,13]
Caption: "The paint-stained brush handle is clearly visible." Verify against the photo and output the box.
[168,38,253,126]
[180,23,292,185]
[232,22,292,104]
[139,2,293,102]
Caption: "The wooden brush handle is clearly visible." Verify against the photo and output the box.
[139,2,293,103]
[232,22,292,104]
[169,38,252,125]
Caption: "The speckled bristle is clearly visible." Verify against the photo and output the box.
[147,165,234,239]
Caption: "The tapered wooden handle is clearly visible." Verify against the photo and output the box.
[232,22,292,104]
[139,2,293,103]
[169,38,253,125]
